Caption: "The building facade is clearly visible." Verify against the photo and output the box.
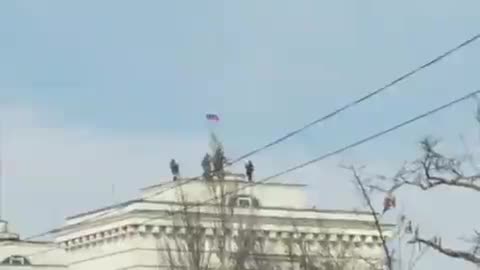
[0,220,66,270]
[0,172,392,270]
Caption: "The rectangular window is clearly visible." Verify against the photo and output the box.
[238,198,251,208]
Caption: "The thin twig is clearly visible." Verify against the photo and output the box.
[348,166,393,270]
[410,237,480,265]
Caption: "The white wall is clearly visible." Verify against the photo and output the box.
[142,179,309,209]
[55,179,388,270]
[0,241,66,269]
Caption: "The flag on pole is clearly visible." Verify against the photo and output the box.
[206,113,220,122]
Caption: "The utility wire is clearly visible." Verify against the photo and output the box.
[151,90,480,213]
[140,30,480,205]
[230,32,480,164]
[8,32,480,250]
[257,90,480,182]
[18,89,480,259]
[144,31,480,204]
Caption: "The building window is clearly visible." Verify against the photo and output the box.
[228,195,260,208]
[1,255,31,265]
[237,197,251,208]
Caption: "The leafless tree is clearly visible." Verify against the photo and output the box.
[161,188,213,270]
[345,124,480,268]
[160,170,279,270]
[280,222,387,270]
[162,138,391,270]
[345,165,431,270]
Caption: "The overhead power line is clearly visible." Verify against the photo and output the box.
[145,31,480,202]
[148,31,480,202]
[172,90,480,209]
[230,32,480,164]
[130,90,480,230]
[6,32,480,252]
[259,90,480,182]
[18,89,480,259]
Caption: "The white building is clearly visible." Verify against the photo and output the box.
[0,172,392,270]
[0,220,66,270]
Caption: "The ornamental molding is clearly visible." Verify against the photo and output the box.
[61,224,386,251]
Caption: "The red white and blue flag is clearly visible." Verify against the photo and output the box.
[206,113,220,122]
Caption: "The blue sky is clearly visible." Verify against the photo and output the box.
[1,1,480,269]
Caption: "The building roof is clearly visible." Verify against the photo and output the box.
[63,172,388,234]
[66,198,376,223]
[142,180,307,193]
[68,174,308,221]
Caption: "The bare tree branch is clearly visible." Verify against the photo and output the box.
[393,138,480,192]
[345,166,393,270]
[355,135,480,267]
[409,237,480,265]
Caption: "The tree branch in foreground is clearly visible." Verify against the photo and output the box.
[409,237,480,265]
[395,138,480,192]
[346,166,393,270]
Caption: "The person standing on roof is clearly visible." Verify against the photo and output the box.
[245,160,254,182]
[201,153,212,180]
[170,159,180,181]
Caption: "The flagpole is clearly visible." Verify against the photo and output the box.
[206,113,221,154]
[206,117,214,154]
